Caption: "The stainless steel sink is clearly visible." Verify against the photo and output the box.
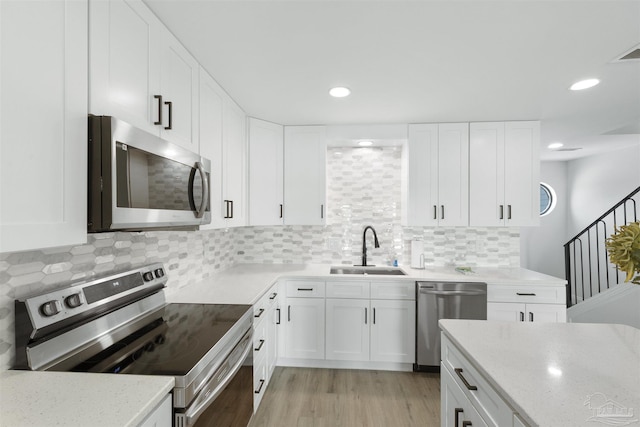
[329,266,407,276]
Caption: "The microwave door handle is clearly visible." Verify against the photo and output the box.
[193,162,209,219]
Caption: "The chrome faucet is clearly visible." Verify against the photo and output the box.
[361,225,380,267]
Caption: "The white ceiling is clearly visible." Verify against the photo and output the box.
[144,0,640,161]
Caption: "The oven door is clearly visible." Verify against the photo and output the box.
[175,329,253,427]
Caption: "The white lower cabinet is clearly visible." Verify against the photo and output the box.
[441,335,528,427]
[487,302,566,323]
[138,393,172,427]
[326,299,370,361]
[369,299,415,363]
[281,279,415,368]
[487,284,567,323]
[441,367,488,427]
[283,297,325,360]
[252,284,280,412]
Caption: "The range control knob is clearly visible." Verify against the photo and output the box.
[142,271,154,282]
[64,293,84,309]
[40,300,62,317]
[154,268,164,278]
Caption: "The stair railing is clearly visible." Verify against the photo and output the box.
[564,186,639,307]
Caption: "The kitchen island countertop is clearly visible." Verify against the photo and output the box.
[439,319,640,427]
[167,263,566,305]
[0,370,174,427]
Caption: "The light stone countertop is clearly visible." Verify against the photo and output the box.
[0,370,174,427]
[167,263,566,305]
[439,319,640,427]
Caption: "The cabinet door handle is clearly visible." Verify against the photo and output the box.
[287,305,291,322]
[454,408,463,426]
[520,311,525,322]
[516,293,536,296]
[433,205,437,220]
[462,422,472,427]
[154,95,162,125]
[164,101,172,130]
[254,379,265,394]
[529,312,534,322]
[499,205,504,220]
[454,368,478,391]
[320,204,324,219]
[269,292,278,300]
[373,307,376,325]
[365,307,368,325]
[441,205,445,220]
[230,200,234,219]
[223,200,231,219]
[280,204,283,219]
[254,308,265,318]
[508,204,512,220]
[276,308,281,325]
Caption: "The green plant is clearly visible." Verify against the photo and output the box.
[605,221,640,284]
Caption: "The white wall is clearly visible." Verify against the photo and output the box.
[520,161,567,278]
[566,144,640,237]
[568,283,640,328]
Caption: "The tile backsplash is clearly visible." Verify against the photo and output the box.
[0,145,520,370]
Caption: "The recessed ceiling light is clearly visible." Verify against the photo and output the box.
[570,79,600,91]
[329,87,351,98]
[548,142,564,149]
[358,140,373,147]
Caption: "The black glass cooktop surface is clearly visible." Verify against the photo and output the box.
[71,303,251,377]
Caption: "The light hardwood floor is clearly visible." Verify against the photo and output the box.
[249,367,441,427]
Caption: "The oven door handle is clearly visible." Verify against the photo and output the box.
[184,331,252,426]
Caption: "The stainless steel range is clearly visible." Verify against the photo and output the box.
[14,263,253,427]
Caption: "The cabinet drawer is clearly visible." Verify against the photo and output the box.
[488,284,565,304]
[441,366,489,427]
[286,280,325,298]
[370,281,415,300]
[442,335,512,427]
[326,281,370,299]
[254,284,279,317]
[253,316,268,361]
[253,356,268,411]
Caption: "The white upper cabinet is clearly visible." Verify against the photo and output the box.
[1,0,88,253]
[222,101,247,227]
[249,118,284,226]
[198,68,225,229]
[199,68,247,229]
[283,126,327,225]
[158,29,199,153]
[89,0,199,152]
[469,121,540,227]
[403,123,469,226]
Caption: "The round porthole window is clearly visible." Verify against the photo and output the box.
[540,182,556,217]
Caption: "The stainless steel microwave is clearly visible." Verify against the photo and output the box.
[88,115,211,232]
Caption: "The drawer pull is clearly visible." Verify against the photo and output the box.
[254,308,265,318]
[462,422,472,427]
[254,379,265,394]
[254,339,265,352]
[269,292,278,300]
[520,311,525,322]
[297,288,314,291]
[454,368,478,391]
[455,408,463,426]
[529,312,534,322]
[516,292,536,296]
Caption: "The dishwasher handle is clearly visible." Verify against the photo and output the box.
[419,289,486,297]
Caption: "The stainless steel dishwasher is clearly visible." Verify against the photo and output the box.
[414,281,487,371]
